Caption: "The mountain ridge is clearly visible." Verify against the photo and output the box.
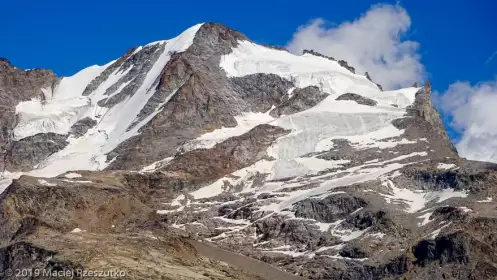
[1,22,496,280]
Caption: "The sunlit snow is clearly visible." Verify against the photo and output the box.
[437,163,457,170]
[181,111,275,152]
[0,178,12,195]
[381,179,468,213]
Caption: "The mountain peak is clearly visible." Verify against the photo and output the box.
[197,22,248,39]
[187,22,249,56]
[2,23,496,280]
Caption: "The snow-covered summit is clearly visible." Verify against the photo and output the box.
[2,22,419,178]
[2,23,493,280]
[1,21,453,182]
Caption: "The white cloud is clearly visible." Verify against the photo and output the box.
[285,4,497,163]
[435,79,497,163]
[286,4,424,89]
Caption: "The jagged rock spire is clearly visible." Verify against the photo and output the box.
[406,82,458,157]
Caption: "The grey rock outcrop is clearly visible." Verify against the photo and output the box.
[0,58,60,172]
[231,73,293,113]
[301,50,356,74]
[403,81,458,158]
[303,49,336,61]
[4,133,68,171]
[293,193,367,223]
[69,117,97,137]
[338,60,356,74]
[269,86,328,117]
[0,58,58,107]
[365,72,383,91]
[336,92,378,106]
[82,47,138,97]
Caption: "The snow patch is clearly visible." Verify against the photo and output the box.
[323,254,368,262]
[367,232,386,239]
[170,194,186,207]
[140,157,173,172]
[381,180,469,213]
[477,197,493,203]
[332,227,368,241]
[181,112,275,152]
[64,172,82,179]
[316,244,344,252]
[191,160,275,199]
[61,179,94,184]
[437,163,457,170]
[427,222,452,239]
[417,212,433,226]
[0,178,12,195]
[38,179,57,186]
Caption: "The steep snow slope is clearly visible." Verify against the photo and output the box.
[12,24,203,177]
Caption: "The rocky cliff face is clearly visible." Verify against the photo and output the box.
[0,58,60,172]
[1,23,496,280]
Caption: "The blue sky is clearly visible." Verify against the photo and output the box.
[2,0,497,160]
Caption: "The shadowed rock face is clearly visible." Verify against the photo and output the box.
[4,133,68,171]
[401,167,489,192]
[410,230,497,280]
[430,206,468,222]
[0,59,61,171]
[0,242,81,277]
[339,245,369,259]
[413,232,474,266]
[81,47,138,97]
